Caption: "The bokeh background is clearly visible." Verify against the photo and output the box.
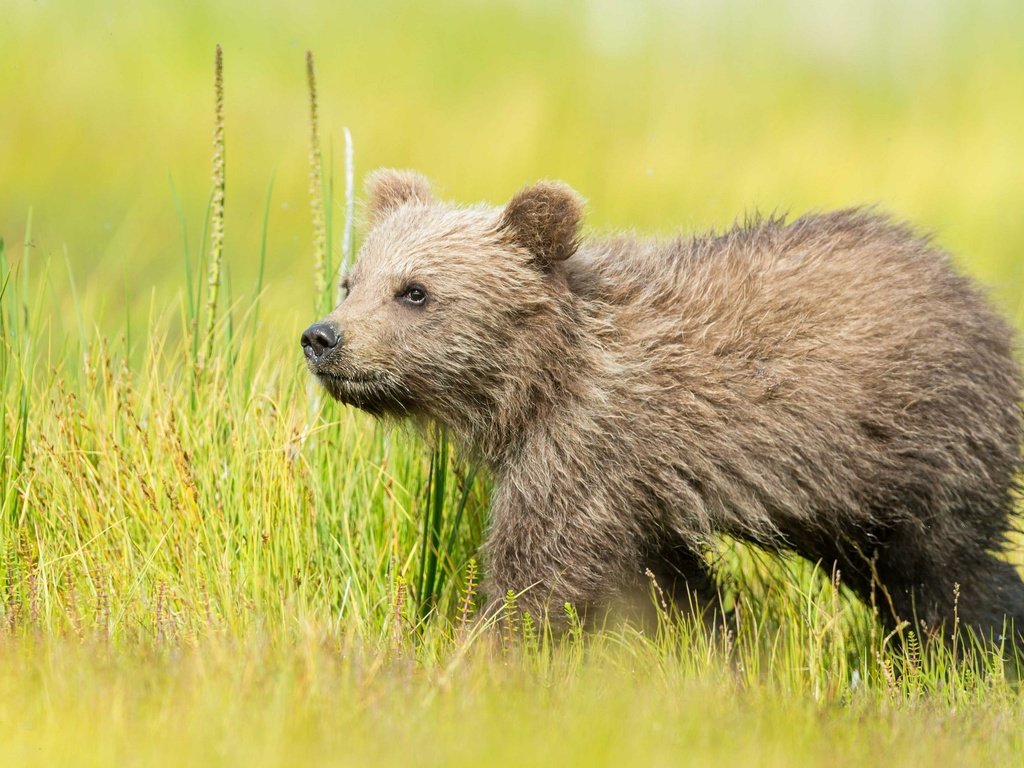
[3,7,1024,762]
[4,0,1023,340]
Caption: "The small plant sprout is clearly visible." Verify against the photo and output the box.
[306,50,328,309]
[200,43,226,374]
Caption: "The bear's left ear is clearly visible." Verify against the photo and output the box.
[498,181,585,266]
[365,168,433,225]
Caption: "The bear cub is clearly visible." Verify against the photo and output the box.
[302,169,1024,644]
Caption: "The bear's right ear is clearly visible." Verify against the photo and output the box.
[498,181,585,266]
[365,169,433,225]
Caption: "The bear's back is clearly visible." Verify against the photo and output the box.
[567,210,1012,377]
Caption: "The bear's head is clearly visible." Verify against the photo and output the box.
[301,169,586,430]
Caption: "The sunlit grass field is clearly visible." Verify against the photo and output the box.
[3,1,1024,765]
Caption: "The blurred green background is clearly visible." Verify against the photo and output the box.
[3,0,1024,336]
[3,9,1024,761]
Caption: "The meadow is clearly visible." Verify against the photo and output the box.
[3,1,1024,765]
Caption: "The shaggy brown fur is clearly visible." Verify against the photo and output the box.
[302,169,1024,645]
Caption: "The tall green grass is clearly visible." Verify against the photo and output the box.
[0,44,491,647]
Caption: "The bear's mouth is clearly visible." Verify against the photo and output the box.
[317,371,384,385]
[314,370,410,416]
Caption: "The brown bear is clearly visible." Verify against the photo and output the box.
[302,169,1024,645]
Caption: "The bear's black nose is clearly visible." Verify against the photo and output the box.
[301,323,341,360]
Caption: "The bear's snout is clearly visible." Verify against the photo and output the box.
[300,322,341,362]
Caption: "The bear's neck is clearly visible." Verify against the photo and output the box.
[448,295,605,469]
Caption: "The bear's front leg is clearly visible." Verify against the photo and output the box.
[479,482,642,626]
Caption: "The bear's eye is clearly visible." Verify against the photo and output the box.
[398,284,428,306]
[339,277,351,299]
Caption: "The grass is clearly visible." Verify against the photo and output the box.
[1,636,1023,768]
[2,1,1024,765]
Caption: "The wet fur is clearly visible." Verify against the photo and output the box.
[307,170,1024,644]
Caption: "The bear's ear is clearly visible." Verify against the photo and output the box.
[498,181,584,265]
[365,169,433,225]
